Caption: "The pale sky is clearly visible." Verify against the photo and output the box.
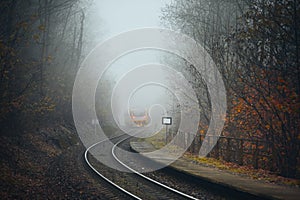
[92,0,171,40]
[88,0,174,127]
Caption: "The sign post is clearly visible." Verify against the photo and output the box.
[162,117,172,144]
[92,119,97,136]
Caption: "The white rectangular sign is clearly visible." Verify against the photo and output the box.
[162,117,172,125]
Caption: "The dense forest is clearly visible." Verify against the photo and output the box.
[162,0,299,178]
[0,0,87,131]
[0,0,101,198]
[0,0,299,198]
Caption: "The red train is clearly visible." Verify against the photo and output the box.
[129,109,149,127]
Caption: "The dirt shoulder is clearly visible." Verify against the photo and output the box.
[0,124,118,199]
[141,134,300,188]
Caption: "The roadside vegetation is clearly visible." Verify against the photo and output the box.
[142,131,300,187]
[162,0,300,179]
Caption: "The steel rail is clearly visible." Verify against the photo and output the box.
[112,136,198,200]
[84,134,142,200]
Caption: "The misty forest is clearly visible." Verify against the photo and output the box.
[0,0,299,199]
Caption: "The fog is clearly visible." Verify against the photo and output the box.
[87,0,175,129]
[91,0,170,40]
[1,0,298,191]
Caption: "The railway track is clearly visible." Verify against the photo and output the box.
[112,136,198,200]
[84,132,197,199]
[84,134,140,199]
[84,130,252,200]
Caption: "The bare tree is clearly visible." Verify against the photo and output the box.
[162,0,299,177]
